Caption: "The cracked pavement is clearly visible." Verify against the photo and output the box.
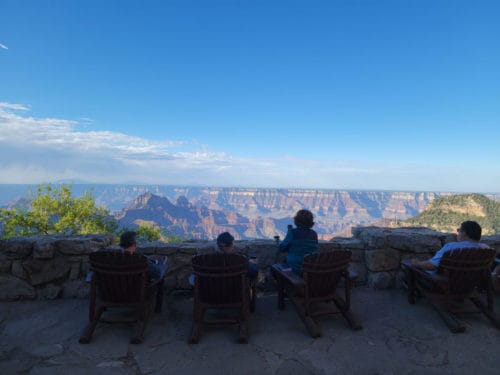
[1,288,499,374]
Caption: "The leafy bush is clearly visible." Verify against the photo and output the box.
[0,184,117,238]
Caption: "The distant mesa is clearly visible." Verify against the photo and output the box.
[391,193,499,235]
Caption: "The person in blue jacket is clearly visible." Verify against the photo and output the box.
[279,209,319,274]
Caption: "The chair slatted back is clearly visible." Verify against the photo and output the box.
[302,250,352,299]
[438,247,495,295]
[90,251,148,304]
[192,253,248,305]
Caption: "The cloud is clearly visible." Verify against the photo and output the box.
[0,102,497,192]
[0,43,8,50]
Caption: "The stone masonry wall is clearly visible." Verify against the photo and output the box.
[1,228,499,301]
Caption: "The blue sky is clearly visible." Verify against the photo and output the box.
[1,0,499,192]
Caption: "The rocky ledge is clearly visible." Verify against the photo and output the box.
[1,228,499,301]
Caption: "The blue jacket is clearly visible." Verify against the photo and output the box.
[279,226,319,274]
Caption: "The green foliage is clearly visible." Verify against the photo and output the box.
[404,193,500,235]
[118,223,184,243]
[0,184,117,238]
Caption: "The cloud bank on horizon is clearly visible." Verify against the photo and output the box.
[0,102,498,192]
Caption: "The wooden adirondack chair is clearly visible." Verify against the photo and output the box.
[271,250,362,338]
[79,251,163,344]
[189,252,250,344]
[402,247,499,333]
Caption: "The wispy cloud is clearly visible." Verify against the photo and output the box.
[0,103,497,192]
[0,43,8,50]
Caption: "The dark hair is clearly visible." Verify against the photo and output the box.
[216,232,234,247]
[460,221,482,241]
[294,209,314,229]
[120,231,137,248]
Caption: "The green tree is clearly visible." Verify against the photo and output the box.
[118,223,183,243]
[0,184,117,238]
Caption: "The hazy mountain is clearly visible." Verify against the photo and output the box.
[2,184,499,239]
[115,192,279,240]
[394,193,500,235]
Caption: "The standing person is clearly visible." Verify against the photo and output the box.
[410,221,491,270]
[279,209,319,274]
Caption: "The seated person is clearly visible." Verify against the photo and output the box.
[410,221,491,271]
[119,231,168,282]
[279,209,319,274]
[86,231,168,283]
[189,232,258,285]
[216,232,258,280]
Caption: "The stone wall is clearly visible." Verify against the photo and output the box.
[1,228,499,301]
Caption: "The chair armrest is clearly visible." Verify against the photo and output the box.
[271,264,305,288]
[401,259,448,284]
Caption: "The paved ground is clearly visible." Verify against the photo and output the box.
[1,288,499,375]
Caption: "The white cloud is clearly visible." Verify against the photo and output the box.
[0,43,8,50]
[0,102,497,192]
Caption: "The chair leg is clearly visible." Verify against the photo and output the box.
[155,278,164,313]
[407,268,416,305]
[189,304,203,344]
[470,297,500,330]
[277,278,285,310]
[333,295,362,331]
[429,299,466,333]
[238,319,249,343]
[79,306,105,344]
[131,320,146,344]
[249,283,256,313]
[292,298,321,338]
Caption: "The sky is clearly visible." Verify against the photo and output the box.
[1,0,499,192]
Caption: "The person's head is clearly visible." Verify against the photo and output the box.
[119,231,137,252]
[457,221,482,241]
[216,232,234,253]
[294,209,314,229]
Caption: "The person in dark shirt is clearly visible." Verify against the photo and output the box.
[86,231,168,283]
[216,232,259,280]
[279,209,319,274]
[119,231,168,282]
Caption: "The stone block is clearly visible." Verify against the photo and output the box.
[33,238,56,259]
[68,262,81,280]
[86,234,115,251]
[62,280,89,298]
[350,248,365,262]
[11,260,28,279]
[331,238,365,250]
[367,271,395,289]
[23,258,70,286]
[36,283,62,300]
[319,242,341,251]
[365,248,401,272]
[0,275,36,301]
[0,237,34,259]
[386,232,442,253]
[348,262,367,285]
[355,227,389,248]
[55,239,89,255]
[0,255,11,273]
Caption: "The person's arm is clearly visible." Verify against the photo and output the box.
[411,245,449,270]
[279,229,293,252]
[410,259,437,270]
